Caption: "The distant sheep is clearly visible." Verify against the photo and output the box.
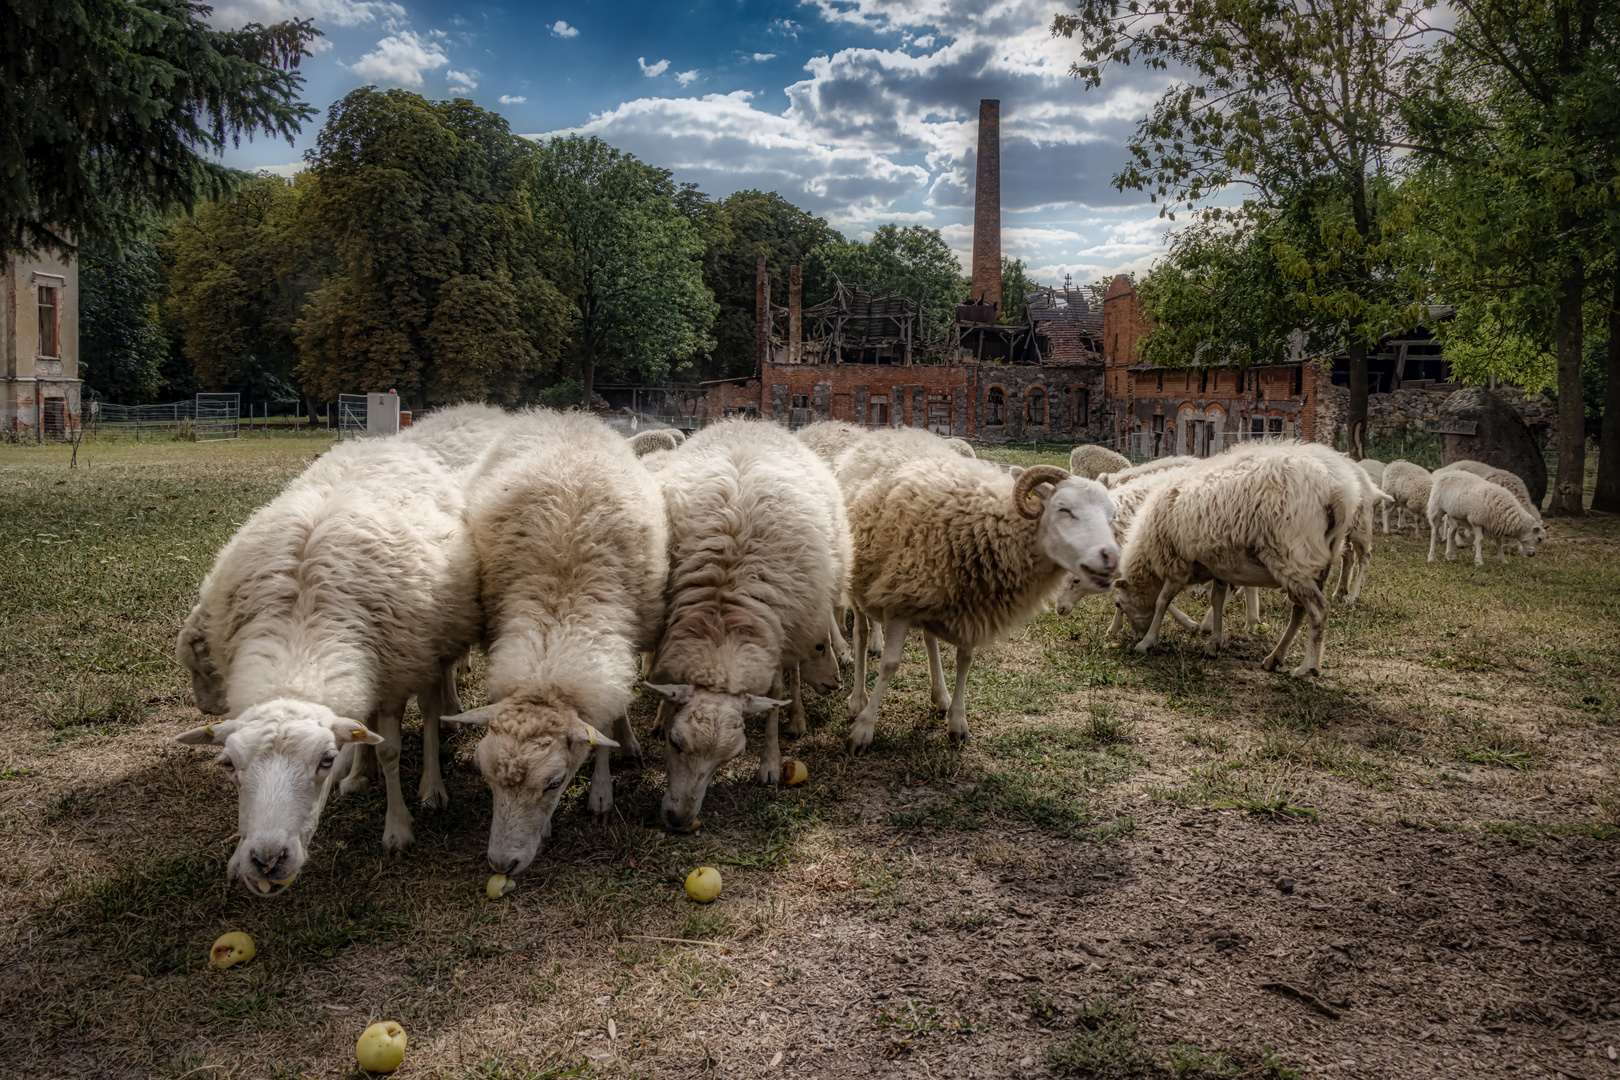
[1437,460,1540,519]
[628,428,682,457]
[1069,444,1131,480]
[1098,455,1199,488]
[646,419,850,830]
[1381,460,1433,535]
[1426,471,1547,566]
[796,419,867,465]
[843,459,1118,750]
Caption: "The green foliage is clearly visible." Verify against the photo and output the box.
[1438,310,1558,393]
[79,236,170,402]
[1044,996,1149,1076]
[806,224,965,344]
[531,135,716,401]
[2,0,320,256]
[1000,256,1039,324]
[296,90,571,408]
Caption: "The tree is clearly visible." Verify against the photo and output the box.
[805,224,965,344]
[164,172,310,403]
[3,0,319,256]
[296,89,570,409]
[531,135,716,407]
[79,235,169,401]
[1000,257,1039,324]
[1053,0,1433,458]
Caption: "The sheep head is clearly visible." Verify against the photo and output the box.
[445,698,617,877]
[644,683,786,832]
[1015,467,1120,594]
[1111,578,1159,639]
[175,699,381,896]
[1517,522,1547,557]
[799,634,842,696]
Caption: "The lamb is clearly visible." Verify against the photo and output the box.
[441,410,668,877]
[1358,459,1389,533]
[1380,460,1433,534]
[173,437,481,896]
[1069,443,1131,480]
[1112,445,1353,676]
[628,428,683,457]
[842,459,1118,751]
[1426,471,1547,566]
[644,419,850,832]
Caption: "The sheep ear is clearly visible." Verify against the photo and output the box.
[441,704,498,727]
[741,695,790,716]
[574,721,620,749]
[175,719,237,746]
[643,682,695,704]
[329,718,385,745]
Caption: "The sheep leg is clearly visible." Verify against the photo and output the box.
[1346,546,1369,606]
[1496,536,1508,565]
[848,611,870,718]
[787,664,808,738]
[417,673,450,810]
[1243,588,1261,632]
[1134,578,1184,653]
[1261,604,1306,672]
[924,632,950,711]
[588,742,614,819]
[1106,602,1125,638]
[830,610,853,666]
[1167,604,1197,632]
[946,646,974,745]
[377,701,414,852]
[848,618,909,755]
[1333,543,1353,600]
[1381,502,1389,535]
[759,671,786,785]
[1268,571,1329,677]
[868,617,885,657]
[1202,581,1228,658]
[614,710,643,767]
[651,696,672,739]
[1473,526,1485,567]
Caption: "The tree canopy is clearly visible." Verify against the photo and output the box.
[806,224,966,344]
[79,236,169,401]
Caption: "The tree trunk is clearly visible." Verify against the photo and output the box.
[1592,271,1620,512]
[1548,256,1586,515]
[581,346,595,413]
[1347,337,1369,460]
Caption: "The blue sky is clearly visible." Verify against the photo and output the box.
[214,0,1178,283]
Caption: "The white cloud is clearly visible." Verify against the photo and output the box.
[254,161,307,178]
[638,57,670,77]
[499,94,527,105]
[551,19,579,37]
[676,70,700,86]
[446,69,478,89]
[349,30,449,87]
[752,52,776,62]
[205,0,404,30]
[911,34,934,48]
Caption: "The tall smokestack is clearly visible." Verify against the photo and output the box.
[971,99,1001,312]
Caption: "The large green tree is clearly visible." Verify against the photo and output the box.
[3,0,319,256]
[79,235,169,401]
[296,88,570,408]
[1054,0,1432,458]
[806,224,966,346]
[530,135,716,407]
[1000,257,1039,325]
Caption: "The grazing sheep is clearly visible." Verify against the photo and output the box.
[1069,444,1131,480]
[645,419,850,831]
[1358,459,1389,533]
[445,410,669,877]
[1113,445,1353,676]
[1437,460,1540,518]
[1097,455,1199,488]
[943,437,976,458]
[1381,460,1433,534]
[1426,471,1547,566]
[796,419,867,465]
[628,428,682,457]
[173,437,481,895]
[843,460,1118,751]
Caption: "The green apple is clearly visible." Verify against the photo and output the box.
[684,866,723,903]
[209,932,255,969]
[355,1020,407,1073]
[486,874,517,900]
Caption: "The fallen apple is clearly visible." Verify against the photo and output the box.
[355,1020,407,1073]
[209,931,255,969]
[783,759,808,786]
[486,874,517,900]
[684,866,722,903]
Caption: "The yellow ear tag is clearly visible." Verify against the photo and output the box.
[350,728,366,740]
[203,724,215,738]
[584,725,600,746]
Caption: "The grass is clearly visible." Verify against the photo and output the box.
[1045,996,1150,1077]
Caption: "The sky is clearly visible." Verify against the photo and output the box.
[213,0,1181,285]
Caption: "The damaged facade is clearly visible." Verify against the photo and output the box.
[3,250,81,439]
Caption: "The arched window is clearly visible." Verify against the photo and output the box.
[986,387,1005,426]
[1026,386,1046,426]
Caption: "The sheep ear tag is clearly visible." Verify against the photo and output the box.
[175,720,237,746]
[576,722,620,749]
[337,721,385,745]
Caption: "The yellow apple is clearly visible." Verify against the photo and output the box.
[486,874,517,900]
[209,932,255,969]
[783,759,808,787]
[684,866,723,903]
[355,1020,407,1073]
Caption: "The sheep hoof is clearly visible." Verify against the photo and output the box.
[1289,664,1320,678]
[383,824,414,853]
[1133,640,1152,655]
[1202,642,1221,659]
[758,766,782,786]
[418,783,449,810]
[947,728,969,747]
[1260,656,1281,672]
[339,776,371,797]
[617,750,644,770]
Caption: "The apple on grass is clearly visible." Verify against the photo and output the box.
[356,1021,407,1073]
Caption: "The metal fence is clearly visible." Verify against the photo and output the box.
[82,395,245,441]
[195,394,240,441]
[337,394,368,438]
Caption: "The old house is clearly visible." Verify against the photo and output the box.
[2,249,80,439]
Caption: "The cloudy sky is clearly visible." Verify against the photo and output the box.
[215,0,1178,284]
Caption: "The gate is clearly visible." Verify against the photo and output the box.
[194,394,240,441]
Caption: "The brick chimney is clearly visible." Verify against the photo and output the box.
[788,265,802,362]
[971,99,1001,312]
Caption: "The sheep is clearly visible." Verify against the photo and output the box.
[628,428,682,457]
[1437,460,1540,518]
[943,437,976,458]
[397,402,517,473]
[1112,445,1354,677]
[644,419,850,831]
[1426,471,1547,566]
[1069,444,1131,480]
[173,437,481,896]
[441,410,668,877]
[1097,455,1199,488]
[796,419,867,465]
[842,459,1118,751]
[1381,460,1433,535]
[1358,459,1389,533]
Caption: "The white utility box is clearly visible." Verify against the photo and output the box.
[365,392,401,436]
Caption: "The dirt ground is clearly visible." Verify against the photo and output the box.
[0,437,1616,1080]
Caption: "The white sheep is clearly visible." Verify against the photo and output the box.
[1113,445,1354,676]
[1436,460,1540,518]
[943,437,976,458]
[1069,444,1131,480]
[644,419,850,831]
[796,419,867,464]
[1426,471,1547,566]
[1097,455,1199,488]
[397,402,518,473]
[1358,459,1389,533]
[628,428,683,457]
[173,437,481,895]
[1380,460,1433,535]
[843,460,1118,751]
[442,409,669,877]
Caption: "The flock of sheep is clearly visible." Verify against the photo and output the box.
[169,408,1546,897]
